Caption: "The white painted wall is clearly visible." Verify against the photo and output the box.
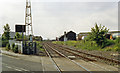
[9,40,16,48]
[15,41,23,53]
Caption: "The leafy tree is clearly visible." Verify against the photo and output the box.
[14,32,22,40]
[6,43,11,51]
[15,32,20,39]
[2,24,10,47]
[3,24,10,40]
[88,23,109,48]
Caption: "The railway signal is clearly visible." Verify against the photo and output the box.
[25,0,33,40]
[24,0,37,55]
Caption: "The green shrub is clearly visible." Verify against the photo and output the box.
[12,43,15,51]
[115,37,120,43]
[2,40,9,47]
[114,42,120,51]
[52,40,119,51]
[6,43,10,51]
[13,45,18,53]
[115,44,120,51]
[103,40,115,47]
[106,48,112,51]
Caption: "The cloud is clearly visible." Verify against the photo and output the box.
[0,1,118,39]
[32,0,119,2]
[32,2,117,39]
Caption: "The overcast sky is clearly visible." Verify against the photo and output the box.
[0,0,119,39]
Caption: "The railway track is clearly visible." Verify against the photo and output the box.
[43,42,92,73]
[41,42,118,72]
[50,43,120,66]
[43,44,62,73]
[48,43,96,61]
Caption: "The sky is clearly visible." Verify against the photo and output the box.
[0,0,119,40]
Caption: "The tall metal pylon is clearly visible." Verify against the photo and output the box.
[25,0,33,38]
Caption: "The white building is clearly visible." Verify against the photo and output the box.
[9,32,23,53]
[112,33,120,38]
[82,36,87,40]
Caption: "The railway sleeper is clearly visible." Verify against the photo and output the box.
[63,46,120,65]
[60,48,96,61]
[51,43,120,65]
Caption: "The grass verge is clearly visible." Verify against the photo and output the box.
[53,38,120,51]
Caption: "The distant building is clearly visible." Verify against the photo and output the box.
[9,32,23,49]
[116,33,120,38]
[67,31,76,40]
[76,34,82,40]
[9,32,16,49]
[105,34,112,39]
[77,32,89,40]
[106,31,120,39]
[59,31,76,41]
[10,32,23,40]
[33,36,43,41]
[59,35,64,41]
[112,33,120,38]
[77,31,120,40]
[56,37,59,41]
[10,32,16,39]
[82,36,87,40]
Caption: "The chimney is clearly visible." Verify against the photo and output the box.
[64,31,67,41]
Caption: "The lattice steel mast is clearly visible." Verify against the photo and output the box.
[25,0,33,38]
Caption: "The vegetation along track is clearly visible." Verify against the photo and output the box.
[48,42,96,62]
[51,42,120,66]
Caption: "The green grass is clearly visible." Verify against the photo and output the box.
[53,41,100,50]
[103,39,120,51]
[52,38,120,51]
[36,41,44,51]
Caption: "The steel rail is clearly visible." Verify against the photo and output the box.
[59,47,96,61]
[59,45,120,64]
[46,43,92,73]
[43,44,62,73]
[49,43,96,61]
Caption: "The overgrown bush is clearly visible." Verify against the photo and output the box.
[115,37,120,43]
[6,43,10,51]
[36,42,44,51]
[102,40,115,48]
[12,43,15,51]
[115,44,120,51]
[2,40,9,47]
[87,23,109,48]
[13,45,18,53]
